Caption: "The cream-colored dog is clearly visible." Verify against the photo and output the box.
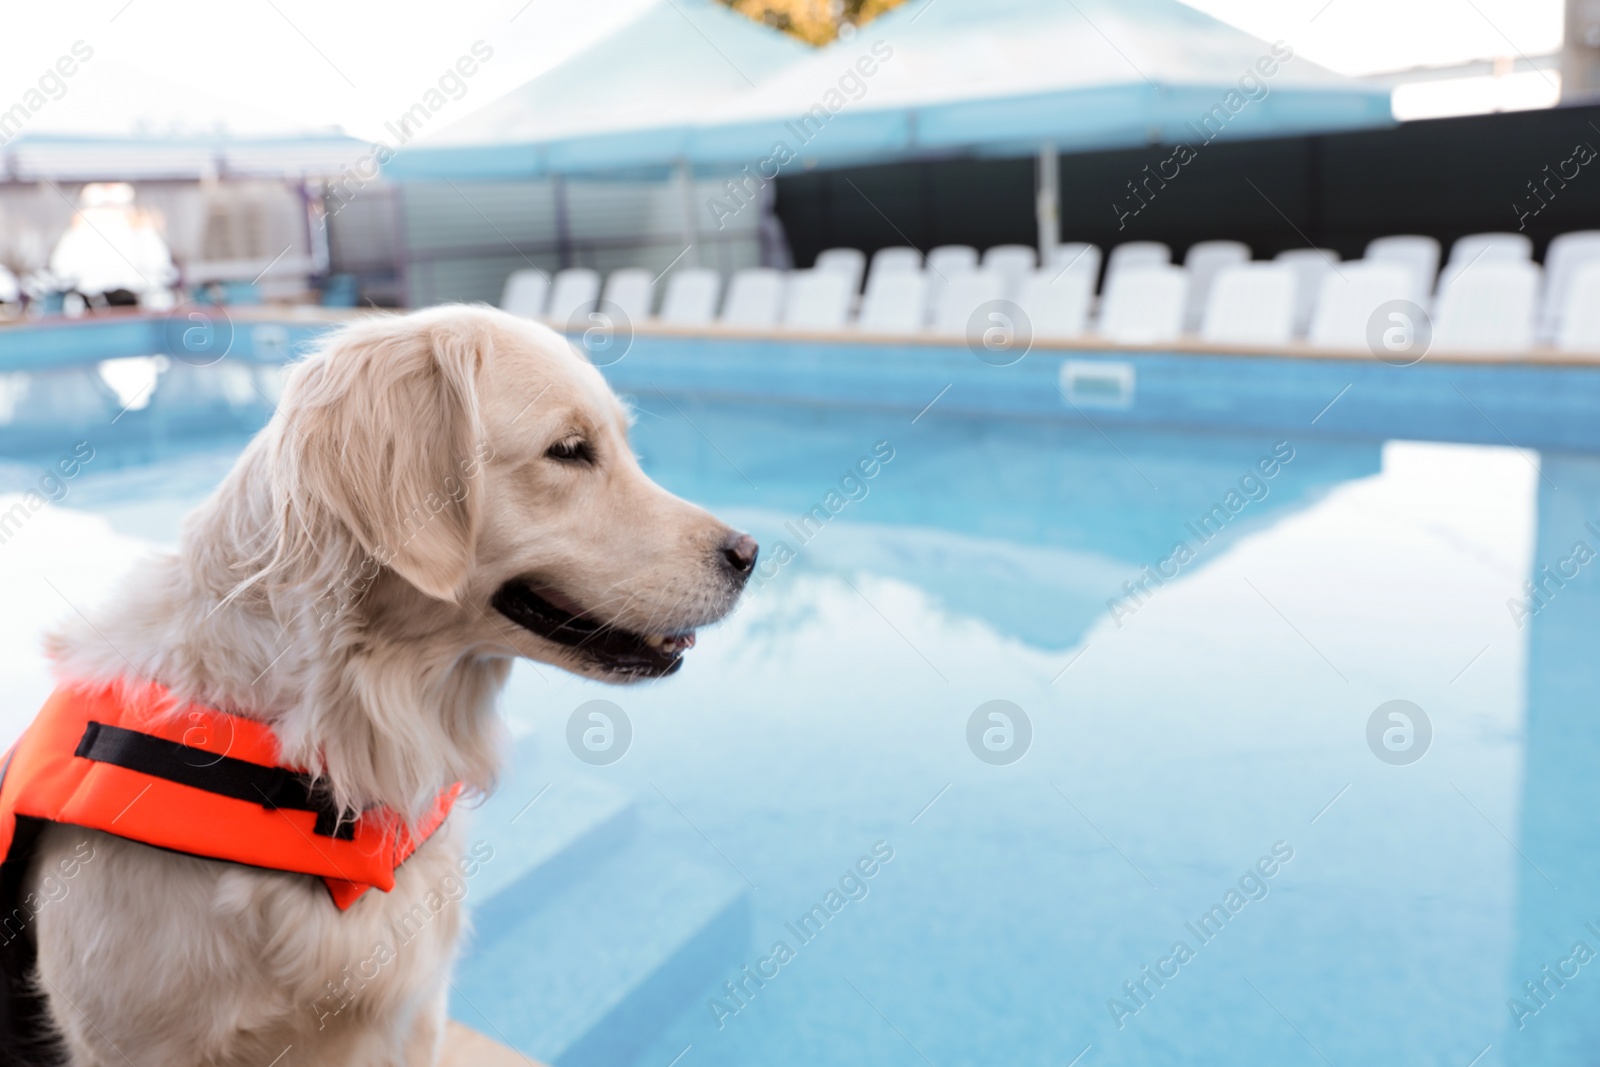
[25,305,755,1065]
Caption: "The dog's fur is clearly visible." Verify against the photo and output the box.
[25,306,749,1065]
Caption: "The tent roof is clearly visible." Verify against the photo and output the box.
[413,0,813,152]
[1,132,368,182]
[387,0,1395,181]
[723,0,1361,117]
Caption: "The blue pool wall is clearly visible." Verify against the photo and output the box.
[4,317,1600,460]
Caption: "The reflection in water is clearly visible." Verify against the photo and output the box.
[628,395,1382,650]
[1506,452,1600,1064]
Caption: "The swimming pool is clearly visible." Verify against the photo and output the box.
[3,354,1597,1066]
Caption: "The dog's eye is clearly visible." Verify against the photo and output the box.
[545,437,594,464]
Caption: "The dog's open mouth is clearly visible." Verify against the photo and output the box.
[491,580,694,678]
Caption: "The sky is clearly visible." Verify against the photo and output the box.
[1181,0,1562,76]
[0,0,1568,143]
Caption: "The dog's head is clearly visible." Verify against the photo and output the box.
[270,305,754,682]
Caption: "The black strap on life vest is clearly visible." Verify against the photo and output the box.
[1,730,59,1067]
[73,721,356,841]
[1,817,58,1067]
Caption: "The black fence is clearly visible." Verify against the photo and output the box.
[774,102,1600,277]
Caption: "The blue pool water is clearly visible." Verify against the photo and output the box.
[5,371,1599,1066]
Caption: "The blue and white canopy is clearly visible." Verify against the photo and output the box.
[1,132,367,182]
[387,0,1394,181]
[387,0,813,180]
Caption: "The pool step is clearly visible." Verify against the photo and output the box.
[451,785,749,1067]
[462,738,638,938]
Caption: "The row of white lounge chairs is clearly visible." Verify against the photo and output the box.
[501,231,1600,354]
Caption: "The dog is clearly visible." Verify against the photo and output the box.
[13,304,755,1065]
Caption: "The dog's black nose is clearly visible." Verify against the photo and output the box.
[720,532,758,575]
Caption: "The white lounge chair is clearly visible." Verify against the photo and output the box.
[1050,243,1103,286]
[931,270,1007,336]
[981,244,1038,297]
[1097,265,1187,344]
[1107,241,1170,270]
[1436,232,1534,296]
[1015,268,1094,340]
[1540,231,1600,342]
[1182,240,1251,333]
[926,245,979,277]
[1432,260,1540,355]
[1200,262,1296,347]
[924,246,979,324]
[1557,261,1600,353]
[1308,261,1415,350]
[1364,235,1439,307]
[545,268,601,325]
[1274,248,1340,337]
[600,268,654,323]
[658,269,721,326]
[500,269,551,319]
[1448,232,1533,266]
[720,268,787,327]
[864,246,922,301]
[856,271,927,335]
[814,248,867,294]
[1104,242,1172,299]
[782,269,854,331]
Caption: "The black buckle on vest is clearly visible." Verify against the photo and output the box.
[74,721,356,841]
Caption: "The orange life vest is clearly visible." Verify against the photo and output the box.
[0,682,460,908]
[0,682,461,1064]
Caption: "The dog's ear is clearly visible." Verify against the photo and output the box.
[278,314,488,603]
